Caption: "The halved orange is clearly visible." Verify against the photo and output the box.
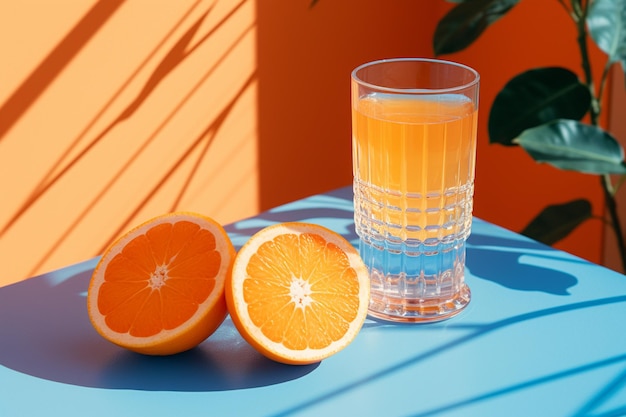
[87,212,235,355]
[225,222,370,365]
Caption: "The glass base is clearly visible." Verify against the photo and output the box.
[368,283,471,323]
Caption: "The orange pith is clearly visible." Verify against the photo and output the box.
[226,222,370,365]
[87,212,235,355]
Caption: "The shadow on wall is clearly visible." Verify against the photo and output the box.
[0,0,259,285]
[0,0,125,139]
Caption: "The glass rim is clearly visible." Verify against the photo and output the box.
[351,57,480,94]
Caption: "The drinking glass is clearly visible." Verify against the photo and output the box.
[351,58,479,322]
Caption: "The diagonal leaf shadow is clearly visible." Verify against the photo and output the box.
[1,0,251,241]
[26,65,257,276]
[97,69,257,253]
[267,296,626,417]
[571,364,626,417]
[30,0,204,199]
[114,8,211,123]
[0,0,126,141]
[405,353,626,417]
[1,2,210,238]
[20,7,256,275]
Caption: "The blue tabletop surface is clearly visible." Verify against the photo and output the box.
[2,186,626,417]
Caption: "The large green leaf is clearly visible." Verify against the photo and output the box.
[515,119,626,174]
[587,0,626,64]
[433,0,521,55]
[521,199,592,245]
[489,67,592,146]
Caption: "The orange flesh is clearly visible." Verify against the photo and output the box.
[243,232,360,350]
[97,221,221,337]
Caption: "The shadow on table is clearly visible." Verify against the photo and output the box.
[0,186,593,394]
[0,267,317,391]
[466,232,580,295]
[271,298,626,417]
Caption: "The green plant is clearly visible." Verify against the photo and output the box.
[434,0,626,271]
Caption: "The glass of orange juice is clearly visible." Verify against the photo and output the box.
[351,58,479,322]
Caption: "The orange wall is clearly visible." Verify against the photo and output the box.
[255,0,607,265]
[1,0,259,285]
[0,0,612,286]
[256,0,440,209]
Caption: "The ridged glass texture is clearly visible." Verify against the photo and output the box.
[354,181,473,322]
[352,78,478,322]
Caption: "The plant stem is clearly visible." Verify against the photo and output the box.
[614,174,626,195]
[558,0,573,17]
[576,1,600,125]
[575,0,626,271]
[603,175,626,272]
[571,0,582,18]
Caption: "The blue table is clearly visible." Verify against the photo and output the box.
[2,186,626,416]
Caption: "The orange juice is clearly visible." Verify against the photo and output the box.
[352,93,477,242]
[352,92,477,321]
